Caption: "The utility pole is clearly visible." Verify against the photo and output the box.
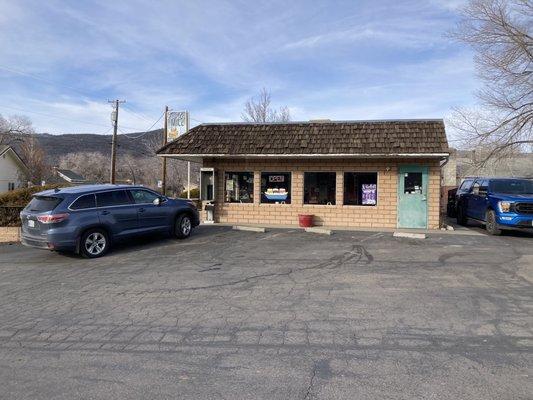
[161,105,168,195]
[109,99,125,184]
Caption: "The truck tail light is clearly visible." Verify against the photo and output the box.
[37,213,70,224]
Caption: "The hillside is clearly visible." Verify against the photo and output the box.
[33,129,163,163]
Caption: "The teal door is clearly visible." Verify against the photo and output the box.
[398,165,428,229]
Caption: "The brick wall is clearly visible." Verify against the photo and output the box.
[0,227,20,243]
[201,158,442,229]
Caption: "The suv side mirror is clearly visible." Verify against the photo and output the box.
[153,197,161,206]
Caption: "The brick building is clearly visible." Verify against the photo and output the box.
[158,120,450,230]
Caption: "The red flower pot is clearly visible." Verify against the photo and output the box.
[298,214,314,228]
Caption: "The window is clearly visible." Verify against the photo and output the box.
[472,179,488,196]
[95,190,131,207]
[403,172,423,194]
[261,172,291,204]
[459,179,474,191]
[490,179,533,195]
[70,194,96,210]
[224,172,254,203]
[8,182,15,191]
[26,196,62,212]
[130,189,159,204]
[304,172,336,205]
[344,172,377,206]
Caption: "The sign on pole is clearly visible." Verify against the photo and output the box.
[166,111,189,142]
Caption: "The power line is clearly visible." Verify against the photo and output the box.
[190,117,204,124]
[121,105,155,123]
[0,65,90,99]
[0,104,112,129]
[0,64,164,131]
[120,111,165,140]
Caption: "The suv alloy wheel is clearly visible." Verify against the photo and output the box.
[174,214,192,239]
[80,228,110,258]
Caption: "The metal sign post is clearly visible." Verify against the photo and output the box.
[165,110,190,197]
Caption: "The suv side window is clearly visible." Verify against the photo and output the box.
[70,194,96,210]
[96,190,131,207]
[129,189,159,204]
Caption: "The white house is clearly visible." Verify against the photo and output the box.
[0,145,29,193]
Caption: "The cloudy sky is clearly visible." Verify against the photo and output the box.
[0,0,476,135]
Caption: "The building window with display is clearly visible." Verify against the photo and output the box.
[343,172,378,206]
[261,172,291,204]
[304,172,336,205]
[224,172,254,203]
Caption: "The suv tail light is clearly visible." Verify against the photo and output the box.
[37,213,70,224]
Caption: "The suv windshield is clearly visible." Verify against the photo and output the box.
[26,196,63,212]
[490,179,533,195]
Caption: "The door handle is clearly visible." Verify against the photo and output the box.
[101,210,110,215]
[139,208,145,213]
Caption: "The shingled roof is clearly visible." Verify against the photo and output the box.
[157,119,449,159]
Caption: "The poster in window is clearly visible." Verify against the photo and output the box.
[226,179,234,191]
[362,184,377,205]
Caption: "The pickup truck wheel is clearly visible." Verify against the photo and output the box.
[485,210,501,235]
[456,206,468,226]
[174,214,192,239]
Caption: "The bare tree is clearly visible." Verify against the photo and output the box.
[0,114,34,146]
[19,135,49,184]
[59,152,110,183]
[242,88,291,123]
[450,0,533,163]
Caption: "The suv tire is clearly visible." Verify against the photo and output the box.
[80,228,110,258]
[174,214,192,239]
[485,210,502,236]
[456,205,468,226]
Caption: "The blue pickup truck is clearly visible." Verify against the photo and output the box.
[455,177,533,235]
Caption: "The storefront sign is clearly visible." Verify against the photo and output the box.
[268,175,285,183]
[362,184,377,205]
[167,111,188,142]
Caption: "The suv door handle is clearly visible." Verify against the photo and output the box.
[101,210,110,215]
[139,208,145,213]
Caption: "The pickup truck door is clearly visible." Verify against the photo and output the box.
[469,179,489,220]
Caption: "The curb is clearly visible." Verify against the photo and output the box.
[232,225,266,233]
[305,227,333,235]
[393,231,426,239]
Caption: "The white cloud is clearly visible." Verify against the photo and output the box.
[0,0,478,133]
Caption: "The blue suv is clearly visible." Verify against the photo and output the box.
[20,185,200,257]
[455,177,533,235]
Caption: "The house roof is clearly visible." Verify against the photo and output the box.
[157,119,449,160]
[56,169,86,182]
[0,145,29,172]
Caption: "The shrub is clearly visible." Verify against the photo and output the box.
[179,187,199,199]
[0,184,66,206]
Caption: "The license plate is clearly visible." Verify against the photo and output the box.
[28,220,35,228]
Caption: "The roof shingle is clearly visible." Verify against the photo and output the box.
[157,120,449,157]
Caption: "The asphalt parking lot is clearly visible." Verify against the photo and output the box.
[0,226,532,399]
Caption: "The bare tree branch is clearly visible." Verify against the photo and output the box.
[241,88,291,122]
[450,0,533,163]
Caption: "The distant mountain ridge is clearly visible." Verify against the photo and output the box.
[34,129,163,163]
